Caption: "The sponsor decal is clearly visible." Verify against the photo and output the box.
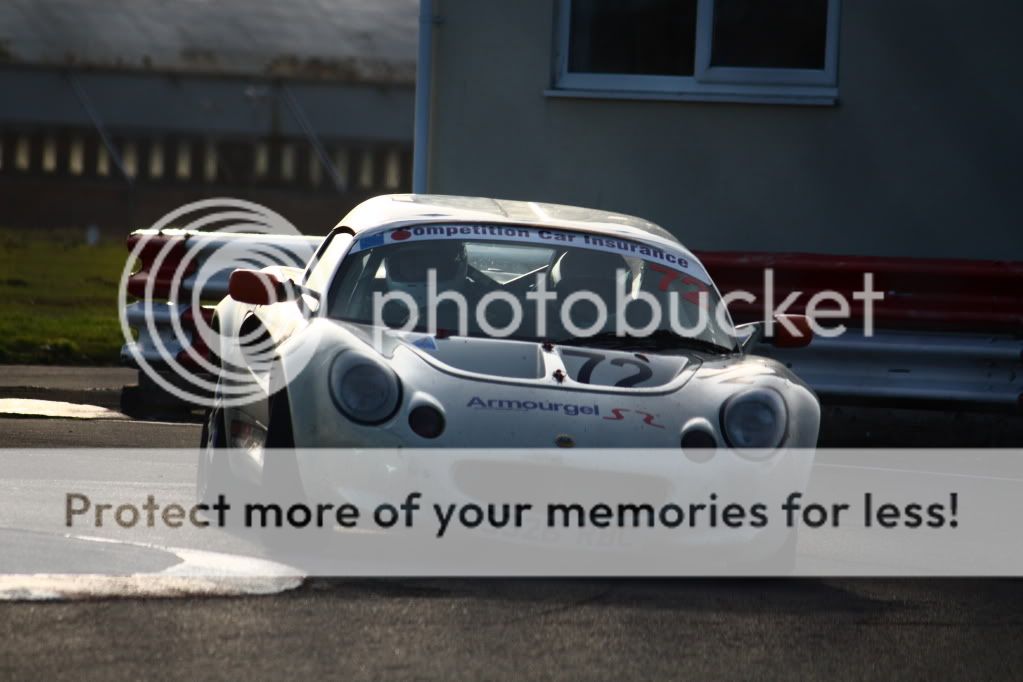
[467,397,663,428]
[350,223,710,285]
[467,396,599,417]
[603,408,665,429]
[401,333,438,351]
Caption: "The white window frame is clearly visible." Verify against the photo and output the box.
[551,0,840,105]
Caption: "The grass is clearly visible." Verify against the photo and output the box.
[0,228,131,365]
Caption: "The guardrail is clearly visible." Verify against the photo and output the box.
[121,229,320,368]
[120,230,1023,410]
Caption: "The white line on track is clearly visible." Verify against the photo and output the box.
[0,399,129,420]
[0,535,304,601]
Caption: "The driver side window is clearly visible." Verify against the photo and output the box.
[304,231,354,294]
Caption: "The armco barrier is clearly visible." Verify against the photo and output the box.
[120,230,1023,410]
[121,229,320,369]
[701,252,1023,333]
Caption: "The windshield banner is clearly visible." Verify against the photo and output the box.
[350,224,712,286]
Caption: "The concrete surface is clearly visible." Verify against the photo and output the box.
[2,390,1022,680]
[2,573,1022,680]
[0,366,137,390]
[0,365,136,410]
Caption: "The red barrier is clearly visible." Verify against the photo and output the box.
[125,231,1023,338]
[126,233,195,299]
[697,251,1023,333]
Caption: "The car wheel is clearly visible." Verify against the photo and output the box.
[258,385,316,555]
[263,385,305,501]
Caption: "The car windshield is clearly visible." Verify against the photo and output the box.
[327,225,738,354]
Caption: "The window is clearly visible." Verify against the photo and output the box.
[14,136,30,171]
[280,143,296,182]
[253,143,269,179]
[384,149,402,190]
[308,148,322,187]
[333,148,350,190]
[69,137,85,176]
[304,231,354,294]
[122,142,138,179]
[554,0,840,104]
[42,136,58,173]
[148,141,164,179]
[96,145,110,176]
[176,142,191,180]
[203,141,218,182]
[358,149,375,189]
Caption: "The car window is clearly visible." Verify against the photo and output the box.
[326,225,736,352]
[465,244,555,284]
[304,232,353,294]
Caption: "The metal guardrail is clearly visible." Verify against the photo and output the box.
[120,229,321,367]
[120,230,1023,410]
[757,331,1023,408]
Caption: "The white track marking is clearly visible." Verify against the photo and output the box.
[0,399,129,420]
[0,535,304,601]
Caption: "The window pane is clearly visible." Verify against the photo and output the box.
[122,142,138,179]
[176,142,191,180]
[280,143,296,182]
[148,141,164,179]
[711,0,829,70]
[69,137,85,175]
[203,141,218,182]
[568,0,698,76]
[358,149,375,189]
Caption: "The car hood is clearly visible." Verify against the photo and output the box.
[334,321,699,393]
[281,320,819,449]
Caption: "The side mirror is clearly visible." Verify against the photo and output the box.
[736,314,814,352]
[228,269,297,306]
[772,314,813,348]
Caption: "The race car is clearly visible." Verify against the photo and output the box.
[198,195,820,532]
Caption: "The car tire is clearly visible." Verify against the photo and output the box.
[258,384,317,555]
[263,382,304,500]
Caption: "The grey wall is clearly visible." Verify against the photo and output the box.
[0,68,414,141]
[427,0,1023,259]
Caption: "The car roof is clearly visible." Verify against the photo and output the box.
[335,194,684,249]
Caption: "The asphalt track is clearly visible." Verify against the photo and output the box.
[2,416,1022,679]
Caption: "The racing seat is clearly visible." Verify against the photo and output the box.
[547,250,632,335]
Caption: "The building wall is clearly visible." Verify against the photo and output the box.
[426,0,1023,259]
[0,68,415,231]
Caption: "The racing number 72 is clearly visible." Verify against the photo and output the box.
[561,350,653,388]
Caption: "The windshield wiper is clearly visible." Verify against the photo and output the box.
[552,329,734,355]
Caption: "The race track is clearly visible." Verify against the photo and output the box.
[1,416,1022,680]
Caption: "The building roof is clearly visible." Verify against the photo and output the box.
[0,0,417,83]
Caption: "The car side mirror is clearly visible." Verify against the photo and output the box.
[772,314,813,349]
[228,269,297,306]
[736,314,814,352]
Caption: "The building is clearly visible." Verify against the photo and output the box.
[417,0,1023,260]
[0,0,418,231]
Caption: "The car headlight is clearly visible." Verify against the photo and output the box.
[721,388,787,451]
[328,352,402,425]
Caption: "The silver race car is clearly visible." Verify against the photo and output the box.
[198,195,820,518]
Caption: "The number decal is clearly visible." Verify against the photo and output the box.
[610,357,654,387]
[562,350,653,387]
[561,349,604,384]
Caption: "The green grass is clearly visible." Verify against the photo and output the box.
[0,229,132,365]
